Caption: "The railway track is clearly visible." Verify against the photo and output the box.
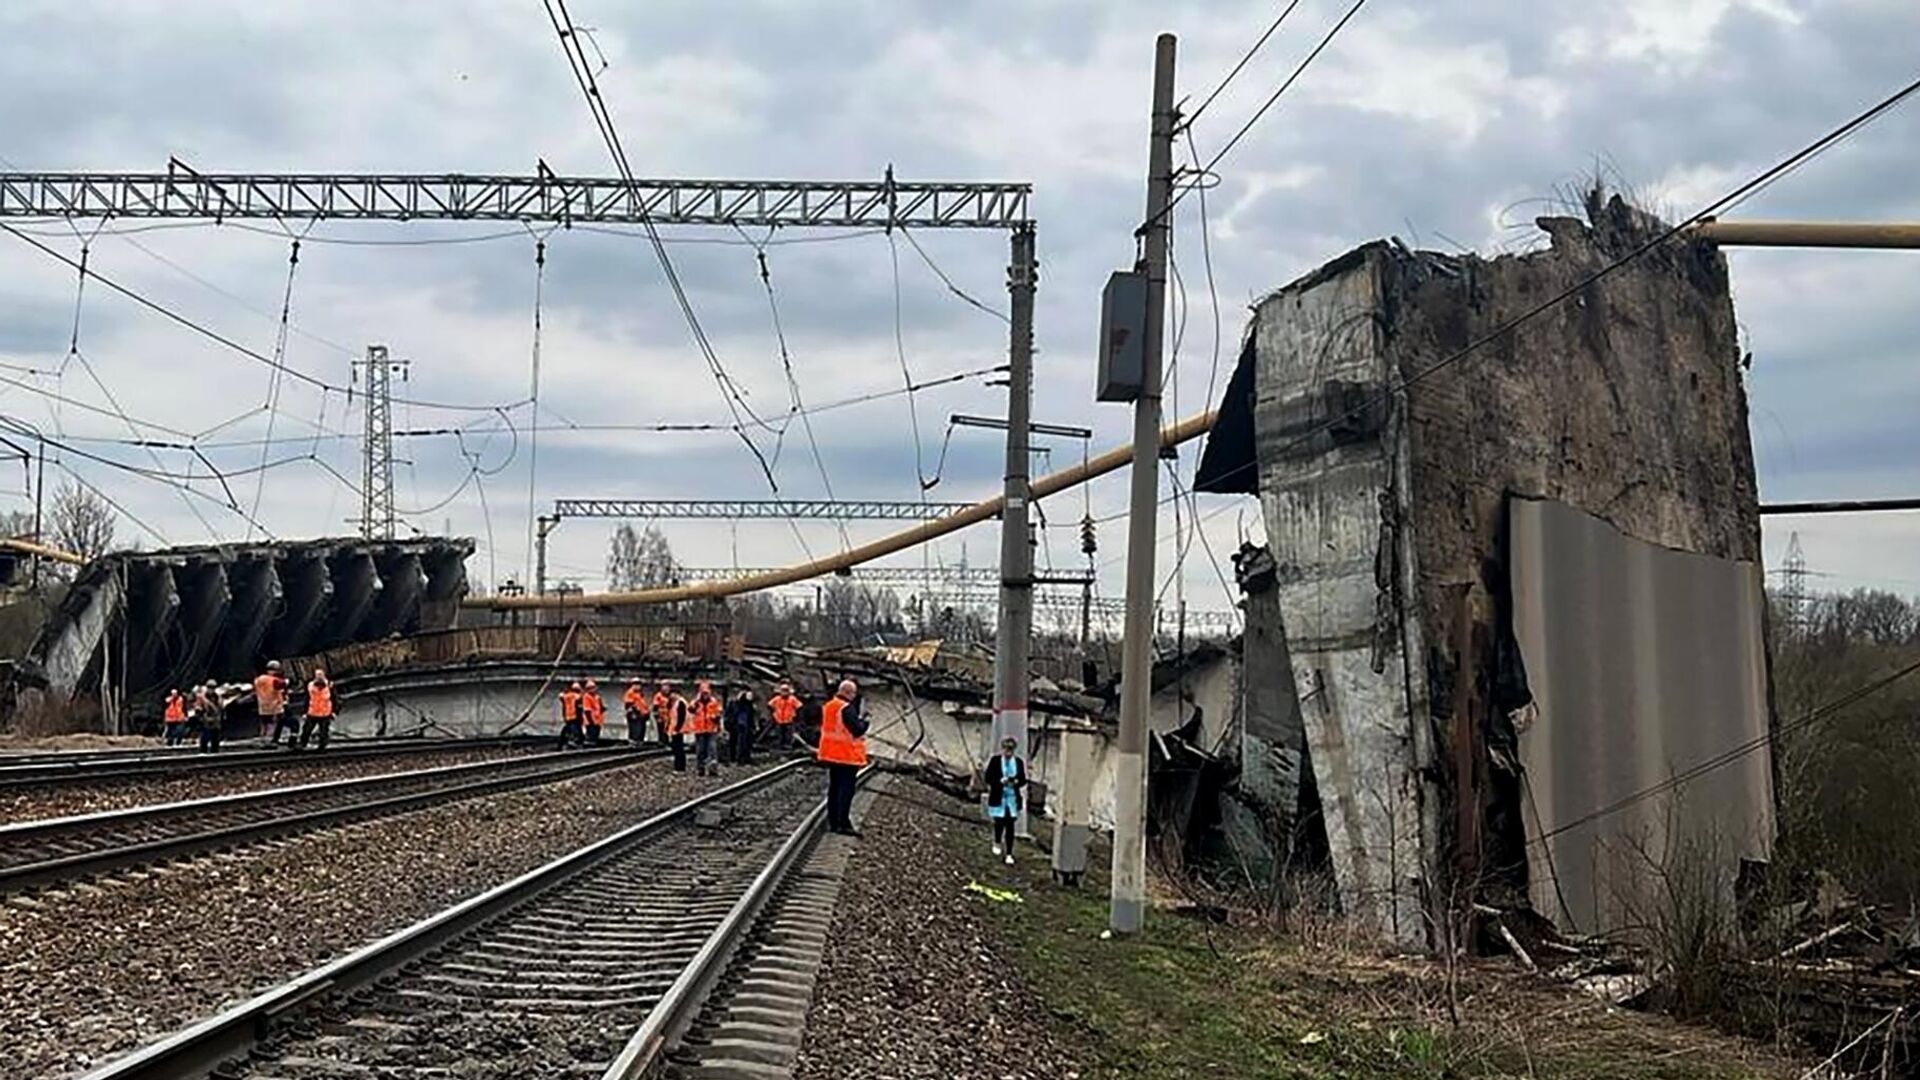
[82,758,843,1080]
[0,746,659,892]
[0,735,546,790]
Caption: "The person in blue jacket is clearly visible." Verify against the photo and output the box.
[982,735,1027,865]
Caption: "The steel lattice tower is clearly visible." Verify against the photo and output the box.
[353,345,409,540]
[1780,531,1809,637]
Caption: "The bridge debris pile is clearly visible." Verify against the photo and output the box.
[1196,194,1767,948]
[12,536,471,728]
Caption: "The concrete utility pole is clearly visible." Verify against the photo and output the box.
[993,225,1039,825]
[1111,32,1177,935]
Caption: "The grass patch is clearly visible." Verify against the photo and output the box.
[939,799,1797,1079]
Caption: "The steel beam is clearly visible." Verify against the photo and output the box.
[552,498,974,521]
[1759,498,1920,515]
[0,168,1032,229]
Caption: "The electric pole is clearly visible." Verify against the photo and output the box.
[993,224,1039,832]
[352,345,409,540]
[1781,532,1808,639]
[1111,32,1177,935]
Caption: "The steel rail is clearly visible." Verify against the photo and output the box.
[0,734,543,788]
[79,758,812,1080]
[602,767,864,1077]
[0,747,659,892]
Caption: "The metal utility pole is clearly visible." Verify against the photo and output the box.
[993,226,1039,796]
[352,345,409,540]
[30,439,46,589]
[1111,33,1176,935]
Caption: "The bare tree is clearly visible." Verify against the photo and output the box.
[48,482,115,562]
[605,523,681,591]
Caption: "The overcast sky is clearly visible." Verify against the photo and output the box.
[0,0,1916,625]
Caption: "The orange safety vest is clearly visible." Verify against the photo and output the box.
[254,673,287,715]
[163,693,186,724]
[816,696,868,767]
[307,682,334,718]
[582,691,605,726]
[559,690,581,721]
[623,686,647,716]
[769,693,800,725]
[687,694,721,735]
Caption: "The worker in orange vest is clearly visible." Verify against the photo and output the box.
[162,688,188,746]
[768,681,802,753]
[815,679,868,835]
[299,669,335,751]
[581,679,606,746]
[558,681,584,749]
[688,680,722,777]
[622,678,648,745]
[255,660,291,743]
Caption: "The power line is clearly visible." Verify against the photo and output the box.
[0,415,275,539]
[887,231,933,492]
[1182,0,1306,130]
[43,360,1007,454]
[1149,0,1370,232]
[542,0,782,495]
[747,236,851,553]
[248,236,303,536]
[897,227,1009,324]
[1118,70,1920,523]
[0,221,527,414]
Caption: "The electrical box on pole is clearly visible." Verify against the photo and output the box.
[1097,269,1148,401]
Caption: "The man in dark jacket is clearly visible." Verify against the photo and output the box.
[725,689,756,765]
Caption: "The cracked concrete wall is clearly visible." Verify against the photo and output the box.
[1250,254,1438,946]
[1240,196,1759,944]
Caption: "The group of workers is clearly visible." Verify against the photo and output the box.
[556,676,808,775]
[159,660,336,753]
[552,674,868,833]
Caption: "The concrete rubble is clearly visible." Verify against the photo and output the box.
[1197,192,1771,947]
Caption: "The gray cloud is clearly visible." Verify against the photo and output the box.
[0,0,1914,603]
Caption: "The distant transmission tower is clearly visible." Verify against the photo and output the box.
[1781,531,1808,637]
[352,345,410,540]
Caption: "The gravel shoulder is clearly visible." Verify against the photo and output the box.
[796,780,1802,1080]
[0,744,527,824]
[793,779,1090,1080]
[0,756,775,1078]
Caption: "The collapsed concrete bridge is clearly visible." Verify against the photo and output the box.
[12,536,472,728]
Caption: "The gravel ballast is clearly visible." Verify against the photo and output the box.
[793,781,1087,1080]
[0,744,526,824]
[0,756,772,1078]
